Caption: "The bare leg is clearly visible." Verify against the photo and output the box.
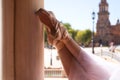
[55,42,73,76]
[36,8,111,80]
[62,38,111,80]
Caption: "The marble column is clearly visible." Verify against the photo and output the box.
[2,0,44,80]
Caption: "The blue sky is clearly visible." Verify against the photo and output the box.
[45,0,120,31]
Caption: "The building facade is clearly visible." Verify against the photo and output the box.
[96,0,120,45]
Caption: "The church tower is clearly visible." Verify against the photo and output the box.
[96,0,111,45]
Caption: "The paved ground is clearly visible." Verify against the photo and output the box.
[44,47,120,80]
[84,47,120,62]
[44,47,120,68]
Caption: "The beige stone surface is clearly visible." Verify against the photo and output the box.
[2,0,44,80]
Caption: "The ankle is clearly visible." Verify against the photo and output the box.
[55,41,65,51]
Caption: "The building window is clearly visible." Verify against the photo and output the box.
[105,6,108,11]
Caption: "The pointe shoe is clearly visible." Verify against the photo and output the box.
[36,8,70,45]
[36,8,59,35]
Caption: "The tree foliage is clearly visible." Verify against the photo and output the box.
[44,22,92,47]
[75,29,92,46]
[63,23,77,40]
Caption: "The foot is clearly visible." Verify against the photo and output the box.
[36,8,70,45]
[36,8,58,35]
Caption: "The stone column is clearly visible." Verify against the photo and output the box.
[2,0,44,80]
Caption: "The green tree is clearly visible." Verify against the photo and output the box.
[63,23,77,39]
[75,30,83,43]
[75,29,92,46]
[63,23,72,30]
[83,29,92,46]
[63,23,72,36]
[44,22,92,47]
[44,27,48,47]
